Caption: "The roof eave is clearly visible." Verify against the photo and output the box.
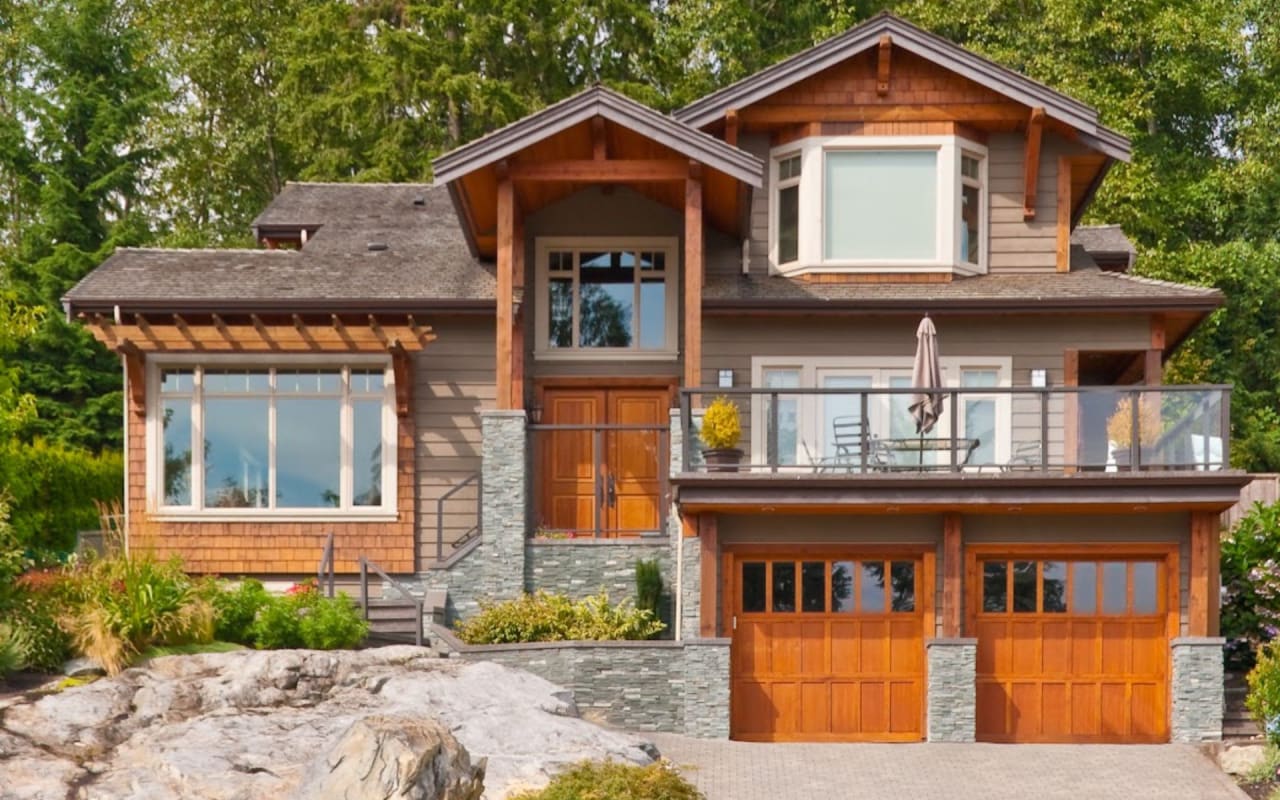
[64,297,498,316]
[701,294,1223,315]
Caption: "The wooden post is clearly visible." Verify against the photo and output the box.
[876,34,892,96]
[699,514,718,638]
[1189,511,1218,636]
[724,109,739,147]
[512,201,526,409]
[684,164,703,397]
[1023,107,1045,220]
[942,513,962,637]
[1063,348,1079,472]
[1056,156,1072,272]
[496,164,515,409]
[1145,314,1164,386]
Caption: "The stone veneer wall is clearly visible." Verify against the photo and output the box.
[527,539,673,606]
[435,628,731,737]
[925,638,977,742]
[1171,637,1226,743]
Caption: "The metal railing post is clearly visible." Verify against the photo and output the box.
[1220,388,1231,469]
[1039,390,1050,471]
[768,391,780,472]
[681,390,693,472]
[359,557,369,620]
[592,428,603,539]
[1129,388,1141,470]
[949,390,959,472]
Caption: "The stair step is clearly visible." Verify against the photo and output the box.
[368,619,421,633]
[365,606,419,618]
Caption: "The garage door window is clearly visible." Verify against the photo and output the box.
[744,559,917,615]
[982,559,1161,615]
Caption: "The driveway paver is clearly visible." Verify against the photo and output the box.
[649,734,1248,800]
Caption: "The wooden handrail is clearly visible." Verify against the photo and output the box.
[359,555,424,647]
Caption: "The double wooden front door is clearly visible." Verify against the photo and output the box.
[728,550,929,742]
[970,549,1174,743]
[539,388,667,536]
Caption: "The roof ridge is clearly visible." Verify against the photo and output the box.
[1106,271,1219,294]
[113,246,288,255]
[282,181,436,188]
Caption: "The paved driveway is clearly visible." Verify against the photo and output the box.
[650,734,1248,800]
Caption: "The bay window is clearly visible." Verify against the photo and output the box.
[535,238,679,359]
[151,362,395,515]
[770,135,987,275]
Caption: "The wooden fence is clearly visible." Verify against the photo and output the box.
[1221,473,1280,530]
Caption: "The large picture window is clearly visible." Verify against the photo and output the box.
[536,238,678,359]
[152,363,394,514]
[770,135,987,276]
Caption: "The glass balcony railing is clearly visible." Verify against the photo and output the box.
[677,385,1230,475]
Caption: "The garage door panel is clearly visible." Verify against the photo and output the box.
[732,554,925,742]
[975,556,1170,744]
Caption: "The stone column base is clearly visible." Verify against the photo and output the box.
[1171,637,1226,743]
[926,638,977,742]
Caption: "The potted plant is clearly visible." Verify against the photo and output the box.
[699,396,743,472]
[1106,395,1162,469]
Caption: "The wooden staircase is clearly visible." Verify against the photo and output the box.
[1225,672,1262,741]
[315,533,433,647]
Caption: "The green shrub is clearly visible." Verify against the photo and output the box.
[206,578,271,645]
[455,591,664,645]
[1222,501,1280,668]
[0,622,29,676]
[509,760,703,800]
[60,552,213,674]
[1248,639,1280,743]
[0,440,122,553]
[8,584,73,671]
[635,559,662,618]
[299,594,368,650]
[250,593,307,650]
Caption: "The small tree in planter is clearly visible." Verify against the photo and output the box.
[699,396,743,472]
[1106,396,1163,468]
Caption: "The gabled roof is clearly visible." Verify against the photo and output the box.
[432,85,764,187]
[675,12,1131,162]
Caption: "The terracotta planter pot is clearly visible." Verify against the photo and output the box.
[702,447,743,473]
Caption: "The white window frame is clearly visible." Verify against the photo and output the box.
[958,150,987,269]
[533,237,680,361]
[772,152,803,266]
[749,356,1011,469]
[768,135,988,277]
[145,354,398,521]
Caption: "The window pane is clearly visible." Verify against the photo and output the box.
[802,562,825,612]
[276,396,341,508]
[639,251,665,271]
[1133,562,1159,614]
[778,184,799,264]
[983,561,1007,612]
[964,398,996,465]
[549,250,572,271]
[1042,561,1067,613]
[961,369,999,388]
[763,369,800,466]
[353,398,383,506]
[742,562,766,612]
[890,561,915,612]
[162,397,192,505]
[579,251,634,347]
[161,369,194,393]
[772,562,796,612]
[548,278,573,348]
[1012,561,1037,612]
[350,369,385,395]
[638,278,666,349]
[832,561,855,612]
[824,150,937,260]
[204,370,269,393]
[962,155,981,180]
[822,374,872,461]
[1102,562,1128,614]
[779,154,801,181]
[204,396,268,507]
[960,182,980,264]
[860,561,886,612]
[276,369,340,394]
[889,375,934,467]
[1072,562,1097,613]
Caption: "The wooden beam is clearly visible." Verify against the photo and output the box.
[508,159,690,183]
[496,166,515,409]
[591,116,607,161]
[684,163,704,396]
[84,321,434,353]
[390,349,412,417]
[1189,511,1216,636]
[739,102,1027,126]
[511,200,526,409]
[699,514,718,638]
[724,109,739,147]
[124,351,146,411]
[1023,107,1045,219]
[1056,156,1072,272]
[1064,348,1079,473]
[876,34,892,97]
[942,513,962,637]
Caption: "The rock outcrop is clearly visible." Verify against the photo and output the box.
[0,647,653,800]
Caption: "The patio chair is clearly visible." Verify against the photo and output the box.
[1002,441,1043,472]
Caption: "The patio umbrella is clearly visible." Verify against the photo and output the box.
[908,316,944,435]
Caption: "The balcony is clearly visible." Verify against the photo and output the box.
[677,385,1231,476]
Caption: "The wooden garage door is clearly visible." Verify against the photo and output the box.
[730,553,928,742]
[971,553,1173,743]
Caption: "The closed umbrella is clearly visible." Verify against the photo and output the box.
[908,316,943,435]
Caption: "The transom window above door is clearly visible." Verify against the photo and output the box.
[535,238,679,360]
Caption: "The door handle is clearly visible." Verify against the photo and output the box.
[607,474,617,507]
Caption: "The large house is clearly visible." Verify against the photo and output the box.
[65,13,1244,745]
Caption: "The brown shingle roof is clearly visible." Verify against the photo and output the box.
[702,268,1221,312]
[64,183,494,312]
